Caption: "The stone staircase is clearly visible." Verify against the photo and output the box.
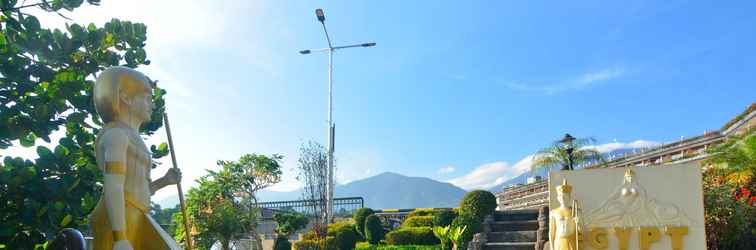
[469,207,549,250]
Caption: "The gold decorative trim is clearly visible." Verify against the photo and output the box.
[105,162,126,175]
[113,230,127,241]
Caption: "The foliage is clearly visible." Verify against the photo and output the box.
[402,216,434,228]
[702,130,756,250]
[406,209,435,218]
[449,214,481,250]
[326,221,358,250]
[297,141,329,231]
[353,208,375,239]
[531,136,604,171]
[365,214,385,245]
[151,203,179,236]
[355,245,441,250]
[433,225,467,250]
[274,235,292,250]
[459,190,496,221]
[386,227,439,246]
[293,236,336,250]
[0,1,168,247]
[274,211,309,236]
[175,154,282,250]
[432,210,457,227]
[704,129,756,186]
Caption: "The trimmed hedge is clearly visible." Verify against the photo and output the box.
[401,216,434,228]
[365,214,385,244]
[293,236,336,250]
[353,208,375,239]
[356,245,441,250]
[274,235,292,250]
[326,221,359,250]
[406,209,436,218]
[385,227,440,245]
[459,190,496,220]
[432,210,457,227]
[450,214,482,250]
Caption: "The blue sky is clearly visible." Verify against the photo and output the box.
[9,0,755,199]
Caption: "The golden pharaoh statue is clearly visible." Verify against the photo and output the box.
[89,66,181,250]
[550,179,581,250]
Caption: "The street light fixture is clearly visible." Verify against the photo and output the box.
[561,133,576,171]
[299,8,376,224]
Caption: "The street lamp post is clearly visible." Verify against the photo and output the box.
[560,133,576,171]
[299,8,375,224]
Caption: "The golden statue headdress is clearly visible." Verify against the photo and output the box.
[624,168,635,178]
[555,178,572,194]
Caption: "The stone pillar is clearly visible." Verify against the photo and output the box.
[467,214,492,250]
[535,206,549,250]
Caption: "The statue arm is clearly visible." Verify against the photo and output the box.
[101,130,130,243]
[549,213,555,250]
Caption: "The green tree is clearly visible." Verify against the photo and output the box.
[459,190,496,221]
[150,203,180,237]
[274,211,309,236]
[704,130,756,186]
[0,1,167,247]
[176,154,283,250]
[531,135,604,171]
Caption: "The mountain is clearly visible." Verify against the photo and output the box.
[334,172,466,209]
[157,172,467,210]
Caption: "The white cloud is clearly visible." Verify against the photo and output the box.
[438,165,456,174]
[448,139,659,190]
[267,178,304,192]
[507,66,625,94]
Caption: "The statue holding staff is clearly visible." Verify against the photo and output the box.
[89,66,182,250]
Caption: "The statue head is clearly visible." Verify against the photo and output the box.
[94,66,154,126]
[556,178,573,205]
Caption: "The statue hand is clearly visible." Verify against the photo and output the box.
[163,168,181,185]
[113,240,133,250]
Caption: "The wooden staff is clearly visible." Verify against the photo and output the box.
[163,113,193,249]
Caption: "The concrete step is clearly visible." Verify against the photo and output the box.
[494,210,539,221]
[484,242,535,250]
[490,220,539,232]
[487,231,537,242]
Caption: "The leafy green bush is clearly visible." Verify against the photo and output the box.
[326,220,359,250]
[365,214,385,244]
[432,210,457,227]
[274,235,292,250]
[402,216,434,228]
[355,244,441,250]
[459,190,497,220]
[450,214,482,250]
[294,236,337,250]
[353,208,375,239]
[386,227,440,245]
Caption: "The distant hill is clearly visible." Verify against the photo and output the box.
[157,172,467,210]
[334,172,466,209]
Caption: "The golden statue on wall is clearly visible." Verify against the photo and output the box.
[89,66,182,250]
[550,179,581,250]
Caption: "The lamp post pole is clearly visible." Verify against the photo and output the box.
[561,133,576,171]
[300,8,375,223]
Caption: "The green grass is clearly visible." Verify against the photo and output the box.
[355,244,441,250]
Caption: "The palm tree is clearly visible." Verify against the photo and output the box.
[531,134,605,171]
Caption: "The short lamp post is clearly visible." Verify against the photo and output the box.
[560,133,576,171]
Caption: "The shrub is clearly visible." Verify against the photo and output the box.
[432,210,457,227]
[386,227,440,245]
[274,235,292,250]
[294,236,337,250]
[326,221,359,250]
[355,245,441,250]
[450,214,482,250]
[402,216,434,228]
[407,209,436,218]
[353,208,375,238]
[365,214,385,244]
[459,190,497,220]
